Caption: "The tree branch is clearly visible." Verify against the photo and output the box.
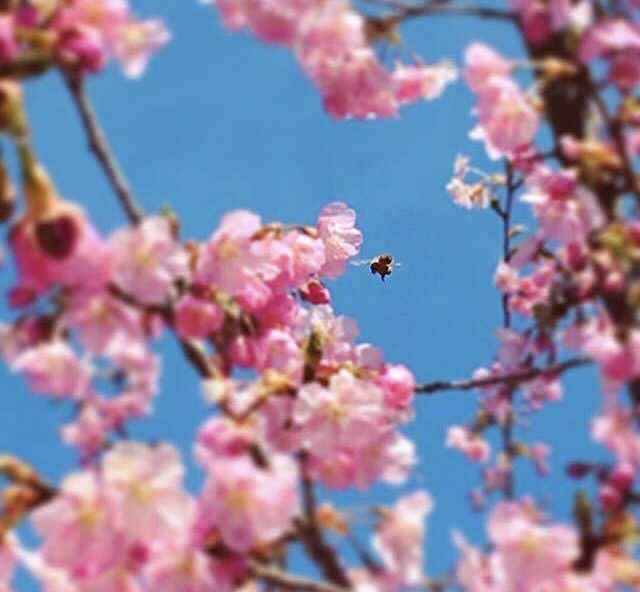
[62,71,144,225]
[249,561,349,592]
[296,466,352,589]
[382,1,516,23]
[415,357,591,395]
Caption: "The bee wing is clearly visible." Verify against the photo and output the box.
[350,258,373,267]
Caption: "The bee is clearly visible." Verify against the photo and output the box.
[351,254,399,282]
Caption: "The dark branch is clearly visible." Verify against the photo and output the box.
[62,71,144,225]
[249,561,349,592]
[382,2,516,23]
[415,357,591,395]
[295,465,352,589]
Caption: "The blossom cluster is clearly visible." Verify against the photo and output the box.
[0,123,427,587]
[439,1,640,587]
[206,0,456,118]
[0,0,168,78]
[2,0,640,591]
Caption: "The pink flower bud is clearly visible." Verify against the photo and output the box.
[566,462,592,479]
[609,462,635,492]
[599,483,623,512]
[299,278,331,304]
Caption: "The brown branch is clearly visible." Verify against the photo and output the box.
[296,467,352,589]
[0,52,52,79]
[178,337,215,379]
[249,561,349,592]
[587,77,640,202]
[383,1,516,23]
[62,71,144,225]
[415,356,590,395]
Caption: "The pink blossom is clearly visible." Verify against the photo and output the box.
[521,374,563,409]
[197,454,299,552]
[317,202,362,278]
[110,216,188,305]
[102,442,194,544]
[217,0,313,45]
[31,471,123,578]
[593,407,640,467]
[377,364,415,410]
[63,292,145,354]
[294,1,400,119]
[11,340,92,400]
[55,0,129,41]
[253,328,304,383]
[489,500,579,589]
[579,18,640,62]
[306,305,358,363]
[314,431,416,489]
[174,295,224,340]
[294,369,387,456]
[463,43,512,93]
[521,173,604,243]
[314,48,398,120]
[60,405,111,458]
[583,328,640,393]
[392,62,457,104]
[0,15,18,63]
[283,229,326,284]
[372,491,432,586]
[529,443,550,475]
[471,78,539,159]
[194,416,253,466]
[196,210,281,311]
[0,535,16,592]
[446,426,491,463]
[112,18,170,77]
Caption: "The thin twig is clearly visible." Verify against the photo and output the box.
[500,164,517,499]
[62,71,144,224]
[249,561,349,592]
[414,356,590,394]
[384,2,516,23]
[296,463,352,589]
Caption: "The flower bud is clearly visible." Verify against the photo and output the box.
[599,483,623,512]
[609,462,635,492]
[566,462,592,479]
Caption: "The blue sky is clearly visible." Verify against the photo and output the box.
[0,0,609,586]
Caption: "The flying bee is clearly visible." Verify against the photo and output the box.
[351,254,400,282]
